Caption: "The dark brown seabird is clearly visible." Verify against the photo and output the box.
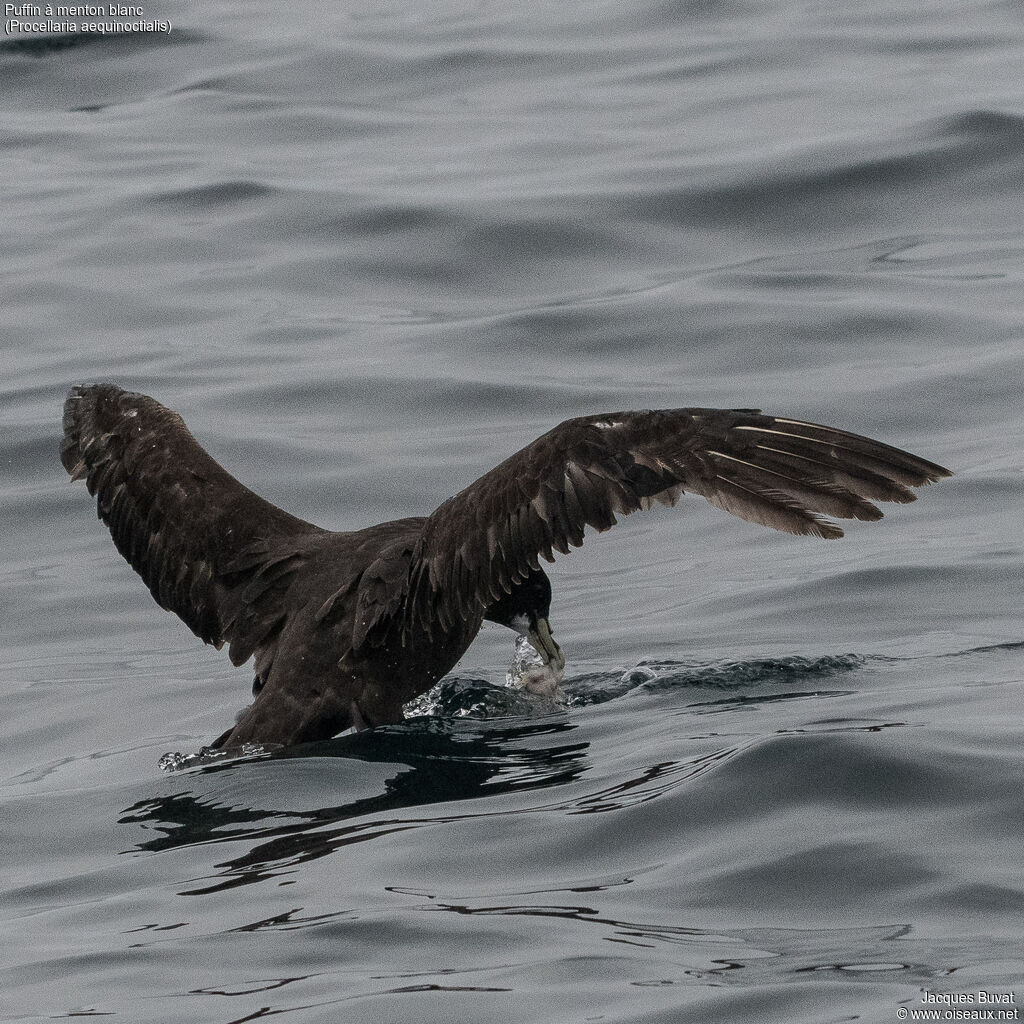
[61,384,951,749]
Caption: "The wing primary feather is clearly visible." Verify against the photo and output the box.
[733,424,946,487]
[707,476,845,538]
[708,450,883,521]
[769,418,952,482]
[751,443,918,503]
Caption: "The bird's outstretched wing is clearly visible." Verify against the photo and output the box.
[412,407,951,632]
[61,384,325,667]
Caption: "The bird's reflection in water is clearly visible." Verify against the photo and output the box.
[119,715,589,894]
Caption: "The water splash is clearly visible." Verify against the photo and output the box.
[505,633,566,702]
[158,742,275,772]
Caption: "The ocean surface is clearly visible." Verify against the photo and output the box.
[3,1,1023,1021]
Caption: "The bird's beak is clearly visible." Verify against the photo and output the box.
[529,616,566,677]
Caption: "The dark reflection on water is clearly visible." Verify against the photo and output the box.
[121,718,590,893]
[117,653,910,896]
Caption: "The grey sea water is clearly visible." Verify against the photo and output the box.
[3,1,1023,1021]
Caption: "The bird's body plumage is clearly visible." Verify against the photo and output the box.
[61,384,950,748]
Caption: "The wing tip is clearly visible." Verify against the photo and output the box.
[922,463,954,484]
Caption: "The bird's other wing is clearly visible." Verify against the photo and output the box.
[411,407,951,633]
[61,384,326,667]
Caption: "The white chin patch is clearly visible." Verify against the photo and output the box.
[510,612,531,633]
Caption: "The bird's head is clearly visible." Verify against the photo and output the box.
[483,568,565,676]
